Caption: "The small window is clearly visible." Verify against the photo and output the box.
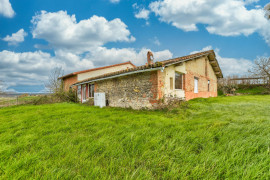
[194,77,198,93]
[82,85,86,100]
[175,72,183,89]
[77,85,81,98]
[89,84,95,98]
[208,80,210,92]
[170,77,173,90]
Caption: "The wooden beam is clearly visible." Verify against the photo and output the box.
[172,62,183,66]
[209,60,216,65]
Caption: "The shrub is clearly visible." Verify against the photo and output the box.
[29,90,78,105]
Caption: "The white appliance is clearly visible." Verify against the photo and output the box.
[94,93,106,108]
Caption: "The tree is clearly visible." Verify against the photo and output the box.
[0,80,3,94]
[265,3,270,20]
[249,57,270,89]
[45,67,64,93]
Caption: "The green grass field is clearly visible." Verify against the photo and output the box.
[0,96,39,107]
[0,95,270,179]
[235,86,269,95]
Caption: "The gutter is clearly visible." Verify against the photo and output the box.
[71,67,162,87]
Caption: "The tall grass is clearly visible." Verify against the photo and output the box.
[0,95,270,179]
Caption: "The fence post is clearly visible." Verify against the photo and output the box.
[17,96,18,105]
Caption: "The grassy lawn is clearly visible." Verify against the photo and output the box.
[0,95,270,179]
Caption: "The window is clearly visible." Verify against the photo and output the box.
[77,85,81,99]
[170,77,173,90]
[89,84,95,98]
[175,72,183,89]
[194,77,198,93]
[82,85,86,101]
[208,80,210,92]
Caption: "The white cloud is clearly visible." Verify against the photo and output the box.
[0,50,95,90]
[149,0,270,45]
[0,0,15,18]
[3,29,27,46]
[31,11,135,53]
[110,0,120,4]
[0,51,57,89]
[0,10,173,92]
[190,46,213,54]
[153,36,161,46]
[85,47,173,66]
[245,0,260,5]
[133,3,151,25]
[0,47,172,91]
[217,54,254,76]
[191,46,254,76]
[135,8,150,20]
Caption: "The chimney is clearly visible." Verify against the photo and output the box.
[147,51,154,65]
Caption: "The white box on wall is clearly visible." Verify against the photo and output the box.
[94,93,106,108]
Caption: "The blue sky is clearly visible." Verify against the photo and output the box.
[0,0,270,93]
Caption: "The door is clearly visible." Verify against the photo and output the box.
[194,78,198,93]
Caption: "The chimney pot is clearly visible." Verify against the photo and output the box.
[147,51,154,65]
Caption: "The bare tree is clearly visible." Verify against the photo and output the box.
[249,57,270,89]
[45,67,64,93]
[0,80,3,94]
[265,3,270,20]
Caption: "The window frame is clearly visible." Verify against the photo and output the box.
[89,84,95,98]
[175,72,183,90]
[82,85,86,101]
[77,85,81,99]
[194,77,199,93]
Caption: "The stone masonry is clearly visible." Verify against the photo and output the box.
[95,71,161,109]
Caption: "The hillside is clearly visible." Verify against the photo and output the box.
[0,95,270,179]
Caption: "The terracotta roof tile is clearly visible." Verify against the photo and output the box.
[59,61,136,79]
[72,50,223,86]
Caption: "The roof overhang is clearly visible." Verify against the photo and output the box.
[71,67,162,87]
[71,50,223,86]
[58,61,136,80]
[207,52,223,78]
[163,51,223,78]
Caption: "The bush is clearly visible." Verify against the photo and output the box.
[83,98,94,106]
[29,90,78,105]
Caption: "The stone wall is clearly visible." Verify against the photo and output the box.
[95,71,161,109]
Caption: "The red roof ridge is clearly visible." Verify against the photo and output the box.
[72,50,223,86]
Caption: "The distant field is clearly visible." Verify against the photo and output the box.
[0,96,39,107]
[0,95,270,179]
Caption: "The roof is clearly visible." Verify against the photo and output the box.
[72,50,223,86]
[59,61,136,79]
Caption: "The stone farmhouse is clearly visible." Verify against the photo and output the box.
[60,50,223,109]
